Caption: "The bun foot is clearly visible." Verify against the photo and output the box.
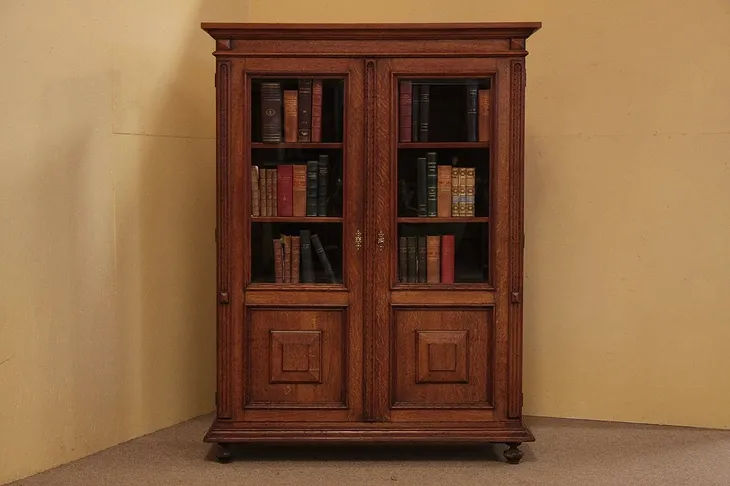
[216,443,233,463]
[503,442,523,464]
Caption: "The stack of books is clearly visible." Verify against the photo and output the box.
[272,231,336,284]
[398,235,455,284]
[251,155,330,217]
[261,79,324,143]
[411,152,477,218]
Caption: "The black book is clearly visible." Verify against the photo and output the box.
[418,84,430,142]
[426,152,437,217]
[306,160,318,217]
[311,234,337,283]
[412,84,421,142]
[466,81,478,142]
[417,236,427,283]
[261,82,282,143]
[297,79,312,142]
[317,154,329,216]
[300,230,314,283]
[406,236,417,283]
[399,236,408,282]
[416,156,427,217]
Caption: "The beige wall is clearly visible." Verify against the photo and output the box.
[2,0,729,483]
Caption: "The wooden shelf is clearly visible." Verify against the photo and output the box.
[398,142,490,149]
[252,142,342,149]
[252,216,343,223]
[397,217,489,223]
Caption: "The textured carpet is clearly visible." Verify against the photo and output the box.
[9,414,730,485]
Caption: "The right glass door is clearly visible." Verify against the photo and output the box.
[371,57,510,423]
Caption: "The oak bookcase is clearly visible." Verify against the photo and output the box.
[201,22,541,464]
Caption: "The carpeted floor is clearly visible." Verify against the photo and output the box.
[9,414,730,485]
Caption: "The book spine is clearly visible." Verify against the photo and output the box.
[399,81,412,142]
[451,167,459,217]
[417,236,427,283]
[465,168,476,217]
[251,165,260,216]
[291,236,301,283]
[399,236,408,282]
[426,235,441,283]
[277,165,293,217]
[437,165,451,217]
[458,168,467,217]
[466,81,478,142]
[297,79,312,142]
[412,85,420,142]
[283,90,298,143]
[317,154,329,216]
[478,89,491,142]
[311,79,323,143]
[292,164,307,217]
[426,152,438,217]
[311,234,336,283]
[273,238,284,283]
[417,157,427,217]
[406,236,417,283]
[271,168,278,216]
[306,160,318,216]
[300,230,314,283]
[284,234,292,283]
[261,82,282,143]
[418,84,430,142]
[441,235,455,284]
[264,169,272,217]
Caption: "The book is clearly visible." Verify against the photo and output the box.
[311,234,337,283]
[399,80,412,142]
[291,236,301,283]
[417,236,427,283]
[306,160,318,216]
[317,154,329,216]
[426,152,438,217]
[263,169,272,216]
[300,230,314,283]
[418,84,430,142]
[273,237,284,283]
[399,236,408,282]
[282,234,292,283]
[292,165,307,217]
[261,82,282,143]
[283,90,298,143]
[412,84,420,142]
[465,168,476,217]
[437,165,451,217]
[406,236,417,283]
[260,168,268,216]
[466,81,479,142]
[417,157,427,217]
[297,79,312,142]
[441,235,455,284]
[451,167,459,217]
[478,89,491,142]
[277,165,293,216]
[426,235,441,283]
[311,79,323,142]
[458,168,467,217]
[271,167,278,216]
[251,166,260,216]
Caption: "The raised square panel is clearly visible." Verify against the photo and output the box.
[270,331,322,383]
[417,331,468,383]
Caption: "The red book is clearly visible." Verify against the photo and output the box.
[399,80,412,142]
[277,165,293,216]
[441,235,455,284]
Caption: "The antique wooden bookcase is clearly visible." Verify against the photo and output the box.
[201,22,540,464]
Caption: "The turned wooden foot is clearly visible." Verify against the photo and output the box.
[215,443,233,463]
[503,442,523,464]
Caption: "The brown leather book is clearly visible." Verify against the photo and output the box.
[271,168,278,216]
[292,165,307,216]
[262,169,270,216]
[273,238,283,283]
[399,236,408,282]
[283,90,298,143]
[399,80,412,142]
[478,89,491,142]
[465,168,476,217]
[282,234,292,283]
[277,165,293,217]
[261,82,282,143]
[311,80,323,143]
[297,79,312,142]
[451,167,459,217]
[457,168,467,217]
[291,236,301,283]
[437,165,451,217]
[251,166,260,216]
[426,235,441,283]
[441,235,455,284]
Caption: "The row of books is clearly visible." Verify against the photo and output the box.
[414,152,478,217]
[251,155,330,217]
[399,82,491,143]
[261,80,323,143]
[273,231,337,283]
[399,235,455,284]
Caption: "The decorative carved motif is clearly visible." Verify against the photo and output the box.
[217,39,232,50]
[270,331,322,383]
[416,331,469,383]
[509,38,525,50]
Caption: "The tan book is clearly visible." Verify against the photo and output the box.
[451,167,459,217]
[271,168,278,216]
[437,166,451,217]
[283,90,298,143]
[311,80,323,143]
[282,234,292,283]
[259,168,268,216]
[465,168,476,217]
[426,235,441,283]
[273,237,283,283]
[251,165,260,216]
[292,165,307,217]
[458,168,467,217]
[478,89,491,142]
[291,236,301,283]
